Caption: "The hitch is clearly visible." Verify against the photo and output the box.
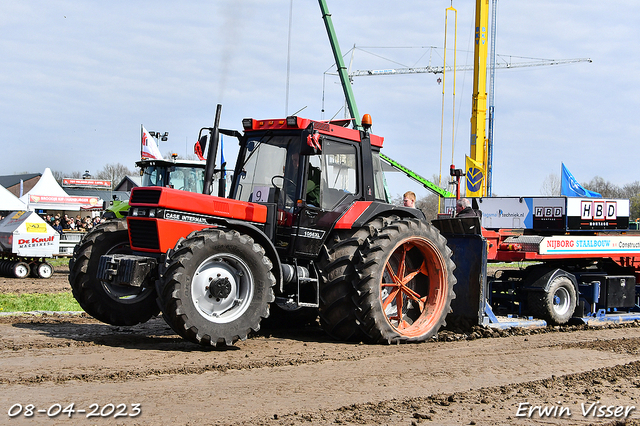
[97,254,157,287]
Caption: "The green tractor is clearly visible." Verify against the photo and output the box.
[103,157,214,220]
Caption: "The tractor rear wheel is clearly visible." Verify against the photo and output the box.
[354,217,456,343]
[157,228,275,347]
[69,220,159,325]
[317,218,386,341]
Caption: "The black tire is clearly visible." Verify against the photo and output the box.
[13,262,30,279]
[317,218,386,341]
[69,220,159,325]
[353,217,457,343]
[528,276,576,325]
[157,228,275,347]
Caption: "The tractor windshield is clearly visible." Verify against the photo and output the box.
[236,134,302,210]
[142,164,206,194]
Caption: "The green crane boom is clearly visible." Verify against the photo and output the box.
[318,0,360,129]
[380,153,454,198]
[318,0,452,198]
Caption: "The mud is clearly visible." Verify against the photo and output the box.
[0,265,70,295]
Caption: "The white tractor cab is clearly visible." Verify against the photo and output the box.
[103,157,210,219]
[139,158,207,193]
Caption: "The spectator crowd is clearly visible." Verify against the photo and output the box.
[44,213,103,234]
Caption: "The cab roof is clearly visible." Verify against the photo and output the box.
[242,116,384,148]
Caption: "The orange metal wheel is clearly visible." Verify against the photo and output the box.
[353,217,456,343]
[380,238,449,338]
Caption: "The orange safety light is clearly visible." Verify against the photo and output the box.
[361,114,372,130]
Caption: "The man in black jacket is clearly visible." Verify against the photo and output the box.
[456,198,479,218]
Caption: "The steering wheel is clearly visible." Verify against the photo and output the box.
[271,175,295,189]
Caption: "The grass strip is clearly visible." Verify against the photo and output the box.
[0,292,82,312]
[49,258,70,268]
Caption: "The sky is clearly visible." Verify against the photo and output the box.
[1,1,639,199]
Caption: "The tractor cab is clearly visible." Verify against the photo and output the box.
[103,158,208,219]
[229,116,389,260]
[138,158,207,194]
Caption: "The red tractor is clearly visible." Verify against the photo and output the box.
[69,108,456,346]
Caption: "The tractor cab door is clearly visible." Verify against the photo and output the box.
[231,131,360,259]
[288,138,359,258]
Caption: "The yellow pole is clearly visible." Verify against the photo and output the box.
[439,5,457,213]
[448,6,458,167]
[468,0,489,197]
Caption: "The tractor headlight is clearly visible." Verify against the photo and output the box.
[131,208,157,218]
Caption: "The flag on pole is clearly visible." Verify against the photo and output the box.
[219,135,226,178]
[465,155,484,197]
[141,126,163,160]
[194,134,207,161]
[561,163,601,197]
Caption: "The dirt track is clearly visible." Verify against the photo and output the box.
[1,268,640,425]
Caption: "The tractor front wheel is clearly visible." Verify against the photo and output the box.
[69,220,159,325]
[157,228,275,347]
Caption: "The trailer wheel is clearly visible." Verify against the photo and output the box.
[317,218,385,341]
[528,276,576,325]
[13,262,30,279]
[157,228,275,347]
[69,220,159,326]
[354,218,456,343]
[36,261,54,279]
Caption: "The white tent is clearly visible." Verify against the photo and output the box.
[0,184,27,211]
[19,168,102,211]
[0,211,59,257]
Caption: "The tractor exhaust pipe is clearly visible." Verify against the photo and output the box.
[203,104,222,195]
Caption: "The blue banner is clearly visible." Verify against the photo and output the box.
[561,163,601,198]
[220,135,226,178]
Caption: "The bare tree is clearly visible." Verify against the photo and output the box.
[583,176,622,199]
[52,170,82,184]
[51,170,65,185]
[95,163,134,187]
[622,181,640,221]
[540,173,561,196]
[389,193,403,206]
[416,193,442,221]
[621,181,640,199]
[416,174,452,221]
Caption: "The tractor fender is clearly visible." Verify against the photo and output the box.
[523,267,579,296]
[334,201,424,230]
[206,218,283,292]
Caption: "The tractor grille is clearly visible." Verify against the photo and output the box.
[131,189,161,205]
[129,219,159,250]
